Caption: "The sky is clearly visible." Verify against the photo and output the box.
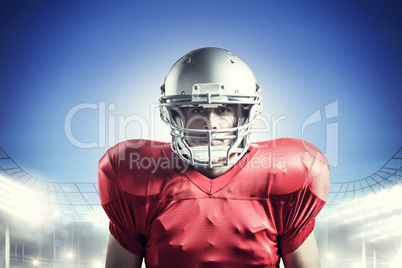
[0,0,401,184]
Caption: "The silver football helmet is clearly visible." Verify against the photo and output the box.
[159,47,262,167]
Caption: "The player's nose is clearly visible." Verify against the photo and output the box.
[202,111,219,130]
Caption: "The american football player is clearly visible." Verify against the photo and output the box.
[99,47,330,267]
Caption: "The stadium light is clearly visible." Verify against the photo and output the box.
[92,260,103,268]
[328,184,402,241]
[88,209,109,227]
[356,214,402,241]
[67,252,74,260]
[53,210,60,218]
[390,250,402,268]
[0,175,47,222]
[332,185,402,223]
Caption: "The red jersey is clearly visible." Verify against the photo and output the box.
[98,138,330,267]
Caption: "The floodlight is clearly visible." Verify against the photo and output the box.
[53,210,60,217]
[67,252,74,259]
[0,175,47,222]
[390,253,402,268]
[33,258,39,266]
[88,210,109,227]
[93,260,103,268]
[330,185,402,223]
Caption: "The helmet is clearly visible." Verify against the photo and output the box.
[159,47,262,167]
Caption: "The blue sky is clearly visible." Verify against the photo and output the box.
[0,0,401,183]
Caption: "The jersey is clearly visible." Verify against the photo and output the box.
[98,138,330,267]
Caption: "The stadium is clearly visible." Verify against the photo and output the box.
[1,1,401,267]
[0,147,401,268]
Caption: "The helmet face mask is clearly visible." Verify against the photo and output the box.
[159,47,262,168]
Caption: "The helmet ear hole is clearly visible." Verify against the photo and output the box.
[239,107,249,126]
[240,106,247,118]
[168,107,185,128]
[241,104,251,110]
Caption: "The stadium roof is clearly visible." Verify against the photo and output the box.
[323,147,402,215]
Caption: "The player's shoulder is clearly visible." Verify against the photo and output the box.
[100,139,169,164]
[98,139,176,197]
[98,139,172,178]
[255,137,318,152]
[251,138,328,194]
[254,137,325,167]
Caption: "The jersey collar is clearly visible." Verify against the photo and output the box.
[182,144,259,194]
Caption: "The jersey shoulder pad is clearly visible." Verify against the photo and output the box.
[254,138,329,196]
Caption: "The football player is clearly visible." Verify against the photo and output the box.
[99,47,330,267]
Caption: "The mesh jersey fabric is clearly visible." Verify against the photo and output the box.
[98,138,330,267]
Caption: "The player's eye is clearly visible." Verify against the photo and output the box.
[191,108,204,114]
[217,107,230,114]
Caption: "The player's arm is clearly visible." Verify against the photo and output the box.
[282,232,320,268]
[105,234,143,268]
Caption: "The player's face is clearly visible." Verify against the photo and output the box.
[181,105,239,147]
